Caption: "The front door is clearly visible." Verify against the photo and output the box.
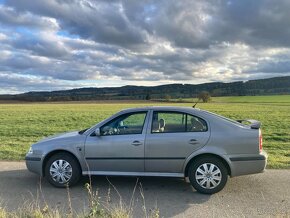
[84,111,148,172]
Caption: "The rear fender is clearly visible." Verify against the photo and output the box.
[183,147,232,176]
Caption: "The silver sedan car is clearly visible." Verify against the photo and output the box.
[26,106,267,194]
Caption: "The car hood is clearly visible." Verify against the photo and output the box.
[37,131,80,143]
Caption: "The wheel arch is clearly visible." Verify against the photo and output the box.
[184,153,231,177]
[42,149,82,176]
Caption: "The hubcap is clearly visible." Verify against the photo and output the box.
[49,160,72,184]
[195,163,222,189]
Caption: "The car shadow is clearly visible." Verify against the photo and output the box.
[0,169,211,217]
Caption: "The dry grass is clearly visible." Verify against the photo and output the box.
[0,178,160,218]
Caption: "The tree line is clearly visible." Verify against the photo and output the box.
[1,76,290,102]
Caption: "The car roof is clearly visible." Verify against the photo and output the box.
[120,106,202,113]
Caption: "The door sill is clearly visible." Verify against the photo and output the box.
[82,171,184,178]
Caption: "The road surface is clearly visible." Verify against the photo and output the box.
[0,161,289,217]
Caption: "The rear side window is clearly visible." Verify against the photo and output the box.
[151,111,207,133]
[186,114,208,132]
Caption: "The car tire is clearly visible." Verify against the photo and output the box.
[188,157,228,194]
[45,153,81,188]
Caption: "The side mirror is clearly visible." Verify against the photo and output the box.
[94,128,101,136]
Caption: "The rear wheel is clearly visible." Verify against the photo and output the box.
[45,153,81,187]
[188,157,228,194]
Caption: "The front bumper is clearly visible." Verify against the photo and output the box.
[25,156,43,176]
[229,151,268,177]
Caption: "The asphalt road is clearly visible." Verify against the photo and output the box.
[0,161,289,217]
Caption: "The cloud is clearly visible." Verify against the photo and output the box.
[11,32,70,58]
[0,5,59,30]
[0,72,91,94]
[5,0,147,47]
[0,0,290,93]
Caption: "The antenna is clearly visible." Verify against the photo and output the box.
[192,98,200,108]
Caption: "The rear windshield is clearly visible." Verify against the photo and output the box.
[202,110,248,127]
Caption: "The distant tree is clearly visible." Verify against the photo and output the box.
[164,94,171,101]
[198,91,211,103]
[145,94,151,100]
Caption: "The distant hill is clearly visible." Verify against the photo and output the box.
[1,76,290,102]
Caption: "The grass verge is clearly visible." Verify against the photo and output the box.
[0,178,160,218]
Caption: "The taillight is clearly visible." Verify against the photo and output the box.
[259,129,263,152]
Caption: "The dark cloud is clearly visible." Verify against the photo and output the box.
[211,0,290,47]
[0,5,58,30]
[0,72,91,93]
[5,0,290,48]
[11,36,70,58]
[5,0,147,47]
[123,0,290,48]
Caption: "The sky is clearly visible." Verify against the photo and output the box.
[0,0,290,94]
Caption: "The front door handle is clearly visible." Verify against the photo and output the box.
[132,140,142,146]
[189,139,199,145]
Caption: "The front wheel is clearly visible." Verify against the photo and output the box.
[188,157,228,194]
[45,153,81,188]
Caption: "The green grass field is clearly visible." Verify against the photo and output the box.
[0,96,289,169]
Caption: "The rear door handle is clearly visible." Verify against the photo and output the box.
[132,140,142,146]
[189,139,199,145]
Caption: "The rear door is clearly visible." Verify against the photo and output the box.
[145,110,210,173]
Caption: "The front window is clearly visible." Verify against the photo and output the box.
[100,112,147,135]
[151,111,207,133]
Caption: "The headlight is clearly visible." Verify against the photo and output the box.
[27,147,33,154]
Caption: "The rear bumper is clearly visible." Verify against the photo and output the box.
[229,151,268,177]
[25,156,43,176]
